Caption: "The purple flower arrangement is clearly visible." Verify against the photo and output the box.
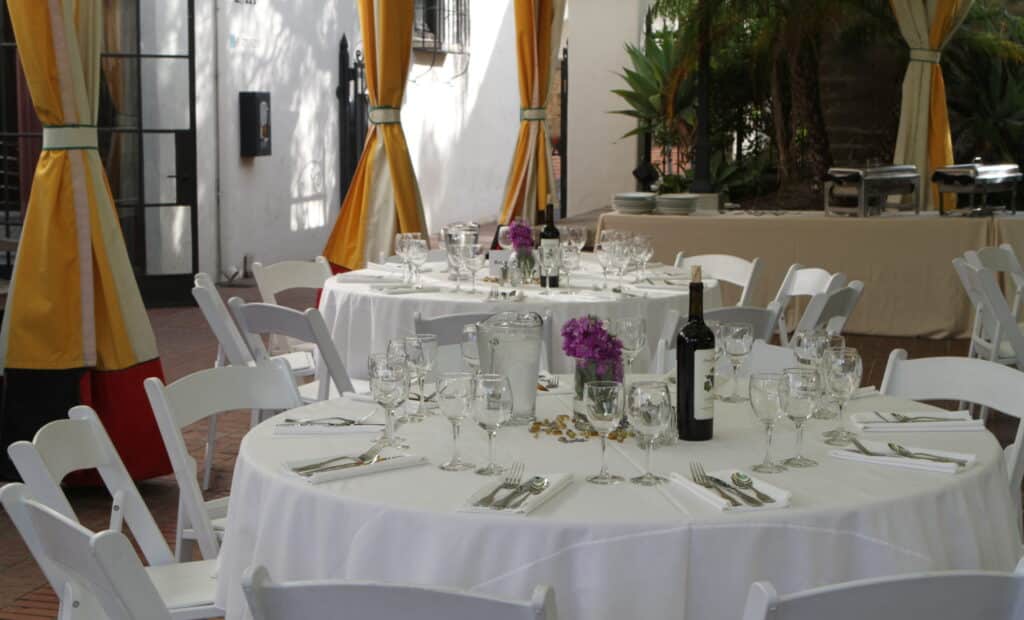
[562,315,624,384]
[508,220,534,252]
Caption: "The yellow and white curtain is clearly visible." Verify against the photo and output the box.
[1,0,157,372]
[323,0,427,271]
[499,0,566,225]
[891,0,974,210]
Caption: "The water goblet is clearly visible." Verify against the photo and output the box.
[721,323,754,403]
[608,316,647,374]
[458,243,486,294]
[626,382,672,485]
[613,236,634,291]
[748,372,787,473]
[560,242,581,290]
[595,241,616,290]
[632,235,654,282]
[567,226,587,251]
[473,374,513,475]
[437,372,475,471]
[821,347,863,446]
[780,367,822,468]
[368,353,409,448]
[584,381,625,485]
[461,324,480,372]
[497,225,514,250]
[791,328,828,367]
[394,233,411,283]
[406,238,429,288]
[404,334,439,421]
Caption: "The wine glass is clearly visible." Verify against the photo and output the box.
[779,367,821,468]
[458,243,486,294]
[791,328,828,367]
[721,323,754,403]
[437,372,475,471]
[595,241,616,290]
[536,242,559,295]
[404,334,439,421]
[406,238,429,288]
[497,226,514,250]
[748,372,786,473]
[367,353,409,448]
[632,235,654,282]
[626,382,672,485]
[473,374,513,475]
[821,347,863,446]
[567,226,587,251]
[613,236,634,291]
[461,323,480,372]
[608,316,647,374]
[560,242,581,290]
[394,233,411,283]
[584,381,625,485]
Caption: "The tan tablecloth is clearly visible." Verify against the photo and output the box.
[597,211,996,338]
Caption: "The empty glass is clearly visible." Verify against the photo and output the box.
[457,244,486,293]
[438,372,475,471]
[791,328,828,367]
[780,367,821,468]
[368,353,409,448]
[584,381,625,485]
[821,347,863,446]
[497,226,514,250]
[626,382,672,485]
[749,372,786,473]
[404,334,439,422]
[608,316,647,374]
[595,242,616,290]
[472,374,513,475]
[560,242,581,290]
[632,235,654,282]
[566,225,587,251]
[613,237,634,291]
[406,238,429,287]
[461,324,480,372]
[721,323,754,403]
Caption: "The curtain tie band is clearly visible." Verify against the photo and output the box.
[368,107,401,125]
[909,48,941,64]
[42,124,98,151]
[520,108,547,122]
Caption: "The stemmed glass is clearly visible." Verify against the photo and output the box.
[608,317,647,374]
[473,374,513,476]
[721,323,754,403]
[367,353,409,448]
[821,347,863,446]
[566,226,587,251]
[613,237,634,291]
[791,328,828,367]
[406,239,428,288]
[497,226,514,250]
[536,242,559,296]
[437,372,475,471]
[626,382,672,485]
[748,372,787,473]
[403,334,439,421]
[560,242,581,290]
[457,244,486,294]
[632,235,654,282]
[595,241,616,290]
[584,381,625,485]
[394,234,411,283]
[779,367,822,468]
[447,242,466,292]
[461,324,480,372]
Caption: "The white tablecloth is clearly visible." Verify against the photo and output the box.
[318,259,721,379]
[215,389,1021,620]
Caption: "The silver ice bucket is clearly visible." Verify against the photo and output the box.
[476,311,543,425]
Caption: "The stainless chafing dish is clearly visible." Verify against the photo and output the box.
[824,165,921,217]
[932,160,1021,215]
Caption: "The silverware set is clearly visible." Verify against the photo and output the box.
[471,462,548,511]
[291,443,386,476]
[871,411,958,423]
[689,462,771,508]
[848,437,968,468]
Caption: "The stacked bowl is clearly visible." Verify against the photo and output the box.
[654,193,697,215]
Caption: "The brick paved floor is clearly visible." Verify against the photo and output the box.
[0,281,1018,618]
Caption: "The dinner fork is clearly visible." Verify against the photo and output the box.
[474,462,524,508]
[292,443,385,474]
[690,463,740,507]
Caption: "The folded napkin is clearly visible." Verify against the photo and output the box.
[850,386,879,400]
[334,274,403,285]
[850,410,983,433]
[273,421,382,436]
[284,451,428,484]
[459,473,573,515]
[537,381,574,396]
[342,392,378,405]
[830,440,976,473]
[371,285,442,295]
[632,280,690,291]
[366,262,435,273]
[667,469,791,512]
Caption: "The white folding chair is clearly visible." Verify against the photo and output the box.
[706,302,782,343]
[413,311,494,374]
[1,482,221,620]
[251,256,332,355]
[966,244,1024,320]
[229,298,364,403]
[773,264,847,345]
[742,561,1024,620]
[242,565,557,620]
[745,339,799,375]
[674,252,764,306]
[956,257,1024,369]
[791,281,864,337]
[144,360,303,561]
[881,349,1024,525]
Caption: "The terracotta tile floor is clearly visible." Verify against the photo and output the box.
[0,282,1018,618]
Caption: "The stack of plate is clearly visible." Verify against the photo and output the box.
[655,193,697,215]
[612,192,656,214]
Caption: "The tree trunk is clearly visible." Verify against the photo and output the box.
[770,45,792,184]
[787,38,832,181]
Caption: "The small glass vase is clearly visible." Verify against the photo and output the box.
[515,249,536,284]
[573,357,619,422]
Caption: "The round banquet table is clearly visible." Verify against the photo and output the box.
[318,259,722,379]
[215,386,1021,620]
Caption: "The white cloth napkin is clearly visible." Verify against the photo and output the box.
[850,410,984,433]
[334,274,403,285]
[458,473,573,515]
[632,281,690,291]
[284,452,428,485]
[273,422,382,436]
[829,440,976,474]
[850,386,878,400]
[372,285,442,295]
[666,469,791,512]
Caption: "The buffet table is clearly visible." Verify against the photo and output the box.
[214,389,1019,620]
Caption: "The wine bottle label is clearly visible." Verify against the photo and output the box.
[540,238,560,275]
[693,349,714,421]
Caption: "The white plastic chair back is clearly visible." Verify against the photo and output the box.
[144,360,302,560]
[773,264,847,344]
[881,349,1024,519]
[705,302,782,343]
[9,486,175,620]
[413,311,494,374]
[792,281,864,337]
[675,253,764,306]
[956,259,1024,368]
[966,245,1024,318]
[229,298,355,399]
[741,564,1024,620]
[252,256,332,304]
[242,565,557,620]
[745,340,799,375]
[192,273,254,367]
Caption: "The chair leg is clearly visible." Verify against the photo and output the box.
[201,413,218,491]
[250,408,260,428]
[174,496,193,562]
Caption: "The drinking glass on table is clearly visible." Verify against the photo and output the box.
[566,225,587,251]
[560,242,581,290]
[721,323,754,403]
[821,347,863,446]
[461,324,480,372]
[437,372,475,471]
[626,381,672,485]
[473,374,513,476]
[779,367,821,468]
[632,235,654,282]
[608,316,647,374]
[394,234,411,283]
[457,243,486,294]
[536,242,560,296]
[406,238,429,288]
[584,381,625,485]
[368,353,409,448]
[791,328,828,368]
[497,225,514,251]
[404,334,439,422]
[748,372,786,473]
[595,241,616,290]
[613,236,634,291]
